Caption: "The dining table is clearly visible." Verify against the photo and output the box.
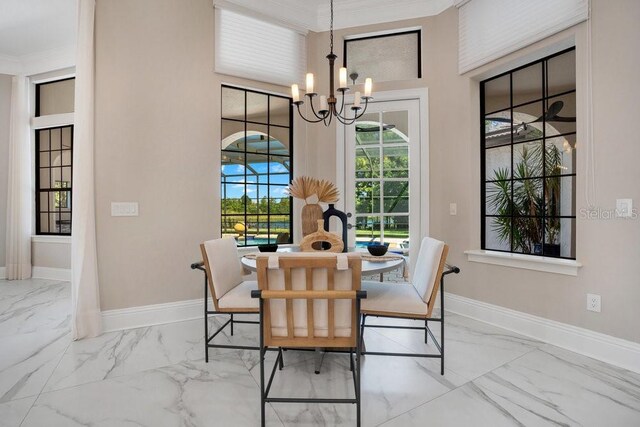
[240,246,406,280]
[240,246,407,373]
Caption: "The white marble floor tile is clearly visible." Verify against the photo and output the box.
[3,277,639,426]
[0,329,71,403]
[0,395,36,427]
[43,318,239,393]
[0,280,70,337]
[246,329,466,426]
[23,354,283,427]
[369,312,541,382]
[381,345,640,427]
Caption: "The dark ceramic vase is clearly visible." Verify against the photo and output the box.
[323,204,348,253]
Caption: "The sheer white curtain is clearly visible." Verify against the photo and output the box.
[72,0,101,339]
[5,75,32,280]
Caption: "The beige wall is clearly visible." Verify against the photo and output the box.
[308,1,640,343]
[93,0,640,344]
[0,74,11,269]
[94,0,308,310]
[32,241,71,269]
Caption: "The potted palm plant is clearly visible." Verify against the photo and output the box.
[487,142,563,256]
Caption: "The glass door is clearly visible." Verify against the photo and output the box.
[345,99,421,261]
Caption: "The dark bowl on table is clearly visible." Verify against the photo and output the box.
[367,244,388,256]
[258,244,278,252]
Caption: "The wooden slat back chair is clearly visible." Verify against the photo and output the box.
[361,236,460,375]
[192,237,259,362]
[251,252,367,427]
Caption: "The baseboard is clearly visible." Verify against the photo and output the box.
[445,293,640,374]
[101,298,203,333]
[32,266,71,281]
[0,267,5,279]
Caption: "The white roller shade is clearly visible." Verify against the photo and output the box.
[215,7,306,87]
[458,0,588,74]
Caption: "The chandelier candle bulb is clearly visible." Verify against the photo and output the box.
[306,73,315,94]
[364,78,372,97]
[320,96,328,112]
[289,0,372,125]
[354,91,361,108]
[339,67,348,89]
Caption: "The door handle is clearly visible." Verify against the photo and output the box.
[346,224,353,230]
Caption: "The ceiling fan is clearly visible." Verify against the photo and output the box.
[355,123,396,132]
[486,100,575,138]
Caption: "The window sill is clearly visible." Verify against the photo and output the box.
[31,235,71,244]
[464,249,582,276]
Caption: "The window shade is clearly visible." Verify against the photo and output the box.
[458,0,588,74]
[215,7,306,87]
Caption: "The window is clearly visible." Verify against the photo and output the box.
[220,86,293,246]
[215,7,306,87]
[481,48,576,259]
[344,29,421,84]
[34,77,75,235]
[36,125,73,235]
[353,110,411,246]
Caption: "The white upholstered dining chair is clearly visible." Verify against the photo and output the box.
[193,237,259,361]
[360,236,460,375]
[251,252,366,427]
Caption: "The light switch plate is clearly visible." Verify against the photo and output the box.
[449,203,457,216]
[111,202,139,217]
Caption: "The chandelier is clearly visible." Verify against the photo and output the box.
[291,0,373,126]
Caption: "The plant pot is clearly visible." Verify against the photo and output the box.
[543,244,561,257]
[534,243,561,257]
[301,204,324,237]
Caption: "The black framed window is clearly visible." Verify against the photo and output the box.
[36,125,73,235]
[344,30,421,83]
[35,77,75,117]
[481,48,576,259]
[220,86,293,246]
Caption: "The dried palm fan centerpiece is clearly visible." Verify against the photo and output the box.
[287,176,340,237]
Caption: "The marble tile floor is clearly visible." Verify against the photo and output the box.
[1,278,640,426]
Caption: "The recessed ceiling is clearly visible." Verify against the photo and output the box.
[219,0,454,32]
[0,0,76,58]
[0,0,453,75]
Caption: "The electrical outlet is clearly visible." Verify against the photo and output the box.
[449,203,457,216]
[587,294,601,312]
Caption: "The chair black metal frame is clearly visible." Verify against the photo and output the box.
[191,261,260,362]
[251,289,367,427]
[360,265,460,375]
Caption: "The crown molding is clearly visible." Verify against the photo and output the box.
[21,45,76,76]
[0,45,75,76]
[219,0,454,32]
[317,0,454,31]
